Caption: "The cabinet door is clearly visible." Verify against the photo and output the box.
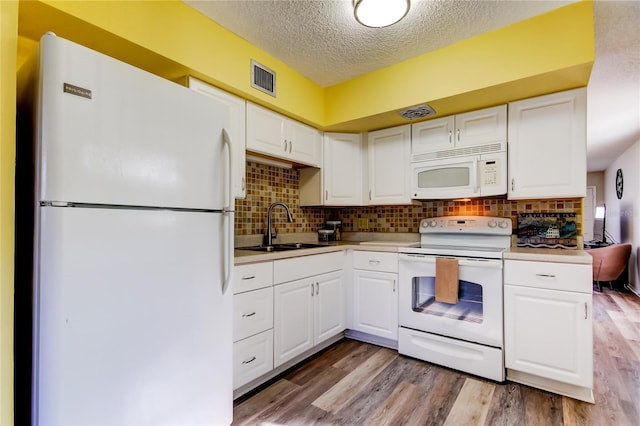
[352,270,398,340]
[504,284,592,387]
[187,77,247,199]
[367,125,412,205]
[324,133,363,205]
[286,119,322,167]
[508,88,586,199]
[314,271,345,344]
[411,116,454,156]
[246,103,286,158]
[233,287,273,342]
[455,105,506,148]
[273,279,314,367]
[233,330,273,390]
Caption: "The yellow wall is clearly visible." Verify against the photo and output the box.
[16,0,594,131]
[324,0,595,131]
[17,0,325,127]
[1,1,18,423]
[3,1,595,421]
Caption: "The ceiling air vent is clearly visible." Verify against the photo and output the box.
[398,104,436,120]
[251,59,276,97]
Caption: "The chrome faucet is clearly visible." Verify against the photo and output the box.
[265,202,293,247]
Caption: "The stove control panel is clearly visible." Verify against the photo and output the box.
[419,216,512,235]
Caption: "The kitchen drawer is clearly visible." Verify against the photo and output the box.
[353,251,398,273]
[274,251,344,284]
[233,329,273,390]
[504,260,592,293]
[233,287,273,342]
[233,261,273,294]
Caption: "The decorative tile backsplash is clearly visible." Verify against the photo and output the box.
[235,161,582,236]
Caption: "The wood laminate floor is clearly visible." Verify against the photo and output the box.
[233,289,640,425]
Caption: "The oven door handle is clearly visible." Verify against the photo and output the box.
[399,254,502,268]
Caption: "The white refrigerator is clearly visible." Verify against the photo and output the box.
[31,34,234,425]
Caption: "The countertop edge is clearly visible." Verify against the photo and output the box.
[504,247,593,265]
[234,243,406,265]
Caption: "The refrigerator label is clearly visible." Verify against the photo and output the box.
[63,83,92,99]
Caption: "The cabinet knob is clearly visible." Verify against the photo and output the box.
[242,311,256,317]
[242,356,257,364]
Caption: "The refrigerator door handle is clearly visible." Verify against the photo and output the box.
[222,128,234,295]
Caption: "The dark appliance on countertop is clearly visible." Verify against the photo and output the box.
[318,220,342,241]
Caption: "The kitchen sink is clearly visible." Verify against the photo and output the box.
[236,242,330,252]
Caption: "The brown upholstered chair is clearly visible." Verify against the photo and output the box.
[587,243,632,292]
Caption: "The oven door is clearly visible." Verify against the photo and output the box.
[398,253,503,348]
[411,156,479,199]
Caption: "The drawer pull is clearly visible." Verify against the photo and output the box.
[369,260,381,265]
[535,273,556,278]
[242,312,256,317]
[241,275,256,280]
[242,356,257,365]
[584,302,588,319]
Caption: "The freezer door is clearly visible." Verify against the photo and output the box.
[34,207,232,425]
[38,34,230,210]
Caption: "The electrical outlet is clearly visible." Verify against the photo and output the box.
[358,218,369,230]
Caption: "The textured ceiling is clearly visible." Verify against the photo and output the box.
[185,0,640,172]
[186,0,576,87]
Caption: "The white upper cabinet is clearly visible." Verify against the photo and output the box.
[508,88,587,199]
[286,119,323,166]
[187,77,246,199]
[299,132,364,206]
[324,133,364,205]
[246,102,322,167]
[367,124,414,205]
[411,105,506,157]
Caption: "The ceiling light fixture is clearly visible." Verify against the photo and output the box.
[353,0,410,28]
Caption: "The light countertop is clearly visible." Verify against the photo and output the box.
[504,247,593,265]
[234,240,420,265]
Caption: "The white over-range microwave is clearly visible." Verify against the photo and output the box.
[410,144,507,200]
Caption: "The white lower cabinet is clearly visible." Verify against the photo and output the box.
[352,270,398,340]
[274,270,344,367]
[232,262,274,390]
[233,330,274,390]
[503,258,593,402]
[351,251,398,342]
[272,252,345,367]
[273,278,314,366]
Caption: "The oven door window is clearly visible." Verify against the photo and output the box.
[411,276,483,324]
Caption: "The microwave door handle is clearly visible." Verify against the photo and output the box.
[472,158,479,194]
